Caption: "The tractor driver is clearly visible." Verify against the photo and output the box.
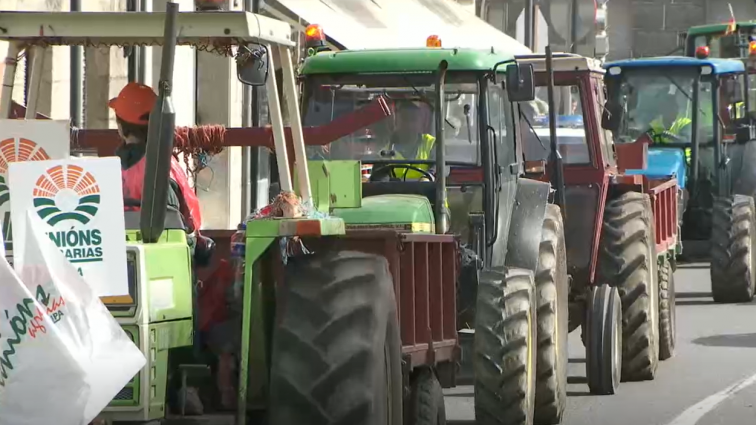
[381,100,436,180]
[649,94,693,163]
[110,82,213,264]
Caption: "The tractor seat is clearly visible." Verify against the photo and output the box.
[362,181,438,208]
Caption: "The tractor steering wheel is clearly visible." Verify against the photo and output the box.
[369,164,436,182]
[649,129,686,144]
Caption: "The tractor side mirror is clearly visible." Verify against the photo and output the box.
[505,63,535,102]
[601,100,623,132]
[236,43,269,87]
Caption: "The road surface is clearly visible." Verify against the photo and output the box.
[444,262,756,425]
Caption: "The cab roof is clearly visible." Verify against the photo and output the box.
[299,48,515,75]
[603,56,744,75]
[687,21,756,37]
[515,53,604,74]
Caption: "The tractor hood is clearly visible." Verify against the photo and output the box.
[625,148,687,189]
[332,194,435,233]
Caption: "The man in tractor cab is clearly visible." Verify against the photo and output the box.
[382,100,436,180]
[649,94,693,163]
[110,82,214,265]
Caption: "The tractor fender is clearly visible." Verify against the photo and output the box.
[730,142,756,198]
[504,178,551,272]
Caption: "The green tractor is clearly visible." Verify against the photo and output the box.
[0,9,571,425]
[293,30,572,424]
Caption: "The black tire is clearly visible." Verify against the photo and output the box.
[534,205,569,425]
[658,256,676,361]
[269,251,403,425]
[710,195,756,303]
[406,368,446,425]
[598,191,659,382]
[474,268,537,425]
[586,284,622,395]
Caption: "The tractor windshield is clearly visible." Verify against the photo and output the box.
[611,67,699,145]
[302,75,483,166]
[520,85,590,165]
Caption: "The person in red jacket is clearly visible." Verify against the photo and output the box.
[110,82,213,264]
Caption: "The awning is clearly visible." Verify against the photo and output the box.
[264,0,531,54]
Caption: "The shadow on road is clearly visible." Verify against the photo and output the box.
[693,333,756,348]
[568,376,587,384]
[566,390,594,397]
[676,299,717,306]
[447,421,475,425]
[675,291,711,299]
[569,358,585,364]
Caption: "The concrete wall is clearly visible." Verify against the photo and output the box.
[608,0,756,60]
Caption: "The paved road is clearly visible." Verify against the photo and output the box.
[444,262,756,425]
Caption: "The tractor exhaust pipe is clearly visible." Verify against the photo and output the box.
[435,60,449,234]
[546,45,567,217]
[141,1,178,243]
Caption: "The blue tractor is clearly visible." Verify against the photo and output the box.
[602,57,756,303]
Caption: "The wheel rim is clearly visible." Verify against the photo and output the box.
[612,297,622,386]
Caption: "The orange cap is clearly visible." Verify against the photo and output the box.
[109,82,157,125]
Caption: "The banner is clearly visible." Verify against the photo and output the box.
[0,229,90,425]
[9,157,128,298]
[0,120,70,262]
[16,211,146,423]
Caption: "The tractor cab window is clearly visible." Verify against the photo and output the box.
[718,74,746,132]
[693,34,740,58]
[611,67,698,147]
[301,76,482,167]
[520,85,590,165]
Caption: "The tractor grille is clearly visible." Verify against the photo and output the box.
[108,326,140,406]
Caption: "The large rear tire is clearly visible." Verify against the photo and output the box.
[474,268,537,425]
[598,191,659,382]
[710,195,756,303]
[269,251,403,425]
[534,205,569,425]
[658,256,676,361]
[586,284,622,395]
[406,368,446,425]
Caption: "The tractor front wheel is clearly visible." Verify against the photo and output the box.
[534,205,569,425]
[268,251,403,425]
[710,195,756,303]
[474,268,537,425]
[586,284,622,395]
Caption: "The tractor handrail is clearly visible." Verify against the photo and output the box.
[0,11,294,47]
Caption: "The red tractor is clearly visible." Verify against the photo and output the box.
[516,51,680,395]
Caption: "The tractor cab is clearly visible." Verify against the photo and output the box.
[603,57,749,239]
[299,32,541,259]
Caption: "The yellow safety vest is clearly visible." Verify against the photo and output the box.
[385,133,436,180]
[650,116,693,163]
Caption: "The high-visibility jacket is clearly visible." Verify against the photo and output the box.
[122,154,203,234]
[650,116,693,163]
[385,133,436,180]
